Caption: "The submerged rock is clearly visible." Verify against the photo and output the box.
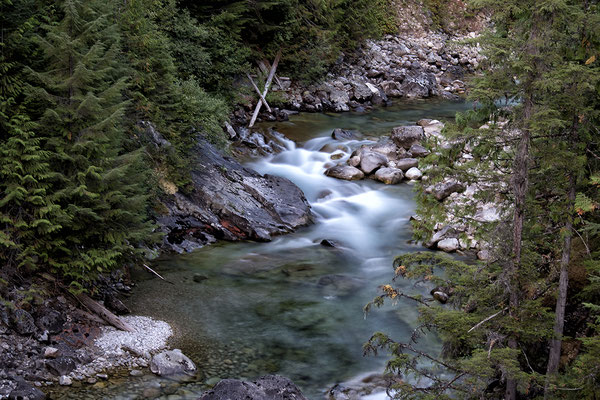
[150,349,196,377]
[199,375,308,400]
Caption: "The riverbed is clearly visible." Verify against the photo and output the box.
[52,99,471,399]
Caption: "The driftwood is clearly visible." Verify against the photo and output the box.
[249,50,281,128]
[41,273,133,332]
[259,59,283,89]
[74,292,134,332]
[246,73,272,113]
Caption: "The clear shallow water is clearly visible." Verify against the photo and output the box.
[53,100,471,399]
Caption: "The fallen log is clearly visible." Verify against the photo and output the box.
[249,50,281,128]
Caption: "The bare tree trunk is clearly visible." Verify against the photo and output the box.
[544,120,579,398]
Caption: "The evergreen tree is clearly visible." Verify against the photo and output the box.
[27,0,155,289]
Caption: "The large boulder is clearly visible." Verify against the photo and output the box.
[359,151,388,174]
[400,71,437,98]
[405,167,423,180]
[8,380,46,400]
[11,309,36,335]
[157,139,312,252]
[371,138,400,161]
[432,180,466,201]
[150,349,196,377]
[394,158,419,171]
[325,165,365,181]
[391,126,424,149]
[409,144,429,157]
[46,356,76,376]
[200,375,307,400]
[437,238,459,252]
[373,168,404,185]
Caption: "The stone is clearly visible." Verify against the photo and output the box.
[59,376,72,386]
[370,138,400,160]
[432,291,449,304]
[425,226,457,248]
[199,375,308,400]
[359,151,388,175]
[11,309,36,335]
[329,89,350,112]
[394,158,419,171]
[432,180,466,201]
[150,349,196,377]
[193,274,208,283]
[404,167,423,180]
[130,369,144,377]
[43,347,59,358]
[35,309,65,334]
[8,380,46,400]
[477,250,492,261]
[352,82,373,101]
[157,139,311,250]
[347,156,361,167]
[409,143,429,157]
[320,239,338,247]
[46,356,76,376]
[373,168,404,185]
[391,125,424,149]
[437,238,459,252]
[325,165,364,181]
[331,128,362,141]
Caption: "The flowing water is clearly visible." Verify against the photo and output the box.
[53,99,471,399]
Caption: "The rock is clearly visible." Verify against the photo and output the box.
[325,165,364,181]
[400,71,438,98]
[373,167,404,185]
[138,121,171,148]
[359,151,388,174]
[317,275,363,297]
[150,349,196,377]
[46,356,76,376]
[474,204,501,222]
[405,167,423,180]
[432,291,449,304]
[104,293,130,315]
[409,144,429,157]
[329,89,350,112]
[59,376,72,386]
[391,125,424,149]
[432,180,466,201]
[130,369,144,377]
[8,380,46,400]
[437,238,459,252]
[157,139,311,251]
[352,82,373,101]
[347,156,361,167]
[193,274,208,283]
[11,309,36,335]
[477,249,492,261]
[35,309,64,334]
[370,138,400,160]
[43,347,59,358]
[331,128,362,141]
[199,375,308,400]
[425,226,457,248]
[320,239,338,247]
[394,158,419,171]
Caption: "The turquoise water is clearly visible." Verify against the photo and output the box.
[52,99,471,399]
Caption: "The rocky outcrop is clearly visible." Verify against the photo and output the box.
[200,375,307,400]
[274,33,484,115]
[157,138,312,253]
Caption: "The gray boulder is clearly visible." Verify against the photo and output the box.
[374,168,404,185]
[200,375,307,400]
[325,165,365,181]
[347,156,361,167]
[9,380,46,400]
[359,151,388,174]
[394,158,419,171]
[404,167,423,180]
[432,180,466,201]
[409,144,429,157]
[391,126,424,149]
[425,225,457,248]
[371,138,400,161]
[11,309,36,335]
[46,356,76,376]
[331,128,362,141]
[157,139,312,251]
[150,349,196,377]
[437,238,459,252]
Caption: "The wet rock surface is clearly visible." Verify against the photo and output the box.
[199,375,308,400]
[157,139,312,253]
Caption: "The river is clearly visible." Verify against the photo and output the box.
[54,99,471,399]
